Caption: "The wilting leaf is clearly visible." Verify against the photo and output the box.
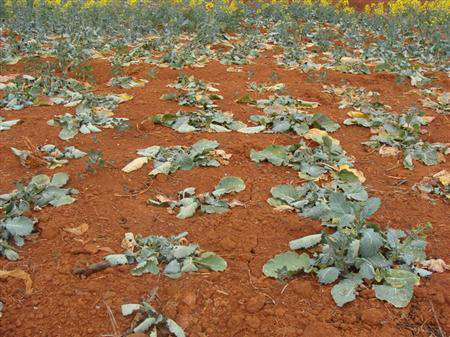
[0,269,33,294]
[63,223,89,236]
[122,157,148,173]
[421,259,449,273]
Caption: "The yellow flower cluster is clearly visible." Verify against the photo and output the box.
[365,0,450,15]
[3,0,448,18]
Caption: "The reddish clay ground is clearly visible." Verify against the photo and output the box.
[0,49,449,337]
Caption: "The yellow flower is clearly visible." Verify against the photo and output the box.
[205,1,215,10]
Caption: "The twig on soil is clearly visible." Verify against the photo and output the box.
[386,163,400,172]
[385,175,406,180]
[73,260,113,277]
[247,269,276,305]
[429,300,446,337]
[280,280,294,295]
[104,301,120,337]
[114,181,154,198]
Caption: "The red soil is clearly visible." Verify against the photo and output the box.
[0,50,449,337]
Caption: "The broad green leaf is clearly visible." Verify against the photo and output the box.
[149,161,172,176]
[194,252,227,271]
[317,267,340,284]
[263,251,310,278]
[189,139,219,157]
[50,172,69,187]
[213,176,245,196]
[289,234,322,250]
[167,319,186,337]
[331,278,361,307]
[360,197,381,221]
[164,260,181,275]
[172,244,198,259]
[250,145,288,166]
[134,317,156,333]
[271,185,300,204]
[384,269,420,288]
[121,303,141,316]
[3,216,35,236]
[373,284,414,308]
[176,201,199,219]
[30,174,50,187]
[59,127,78,140]
[237,125,265,134]
[50,195,76,207]
[137,146,160,158]
[104,254,129,266]
[200,204,229,214]
[360,228,383,258]
[181,257,199,273]
[131,258,159,276]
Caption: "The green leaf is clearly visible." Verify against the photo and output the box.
[289,234,322,250]
[263,251,310,278]
[373,284,414,308]
[137,146,160,158]
[360,197,381,221]
[194,252,227,271]
[213,176,245,196]
[331,278,361,307]
[59,127,78,140]
[384,269,420,288]
[30,174,51,187]
[164,260,181,276]
[237,125,265,134]
[104,254,129,266]
[166,319,186,337]
[311,114,340,132]
[176,201,199,219]
[360,228,383,258]
[200,204,229,214]
[189,139,219,157]
[317,267,340,284]
[50,172,69,187]
[50,195,76,207]
[134,316,156,333]
[172,244,198,259]
[250,145,288,166]
[149,161,172,176]
[271,185,300,204]
[3,216,35,236]
[121,303,141,316]
[131,257,159,276]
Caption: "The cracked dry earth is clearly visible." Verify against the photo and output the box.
[0,49,449,337]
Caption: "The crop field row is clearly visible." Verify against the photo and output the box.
[0,1,449,337]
